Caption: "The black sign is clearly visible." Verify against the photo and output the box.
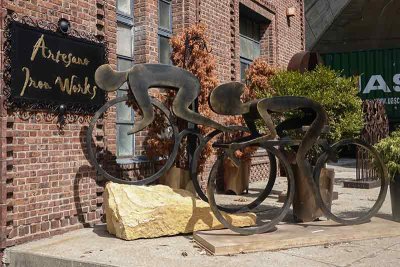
[8,21,106,113]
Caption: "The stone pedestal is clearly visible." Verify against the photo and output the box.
[104,183,256,240]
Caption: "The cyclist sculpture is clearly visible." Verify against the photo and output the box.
[95,64,233,134]
[87,63,388,235]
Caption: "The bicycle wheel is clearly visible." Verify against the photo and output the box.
[207,145,295,235]
[86,95,179,185]
[190,129,277,213]
[313,139,388,225]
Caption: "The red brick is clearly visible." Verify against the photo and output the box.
[60,218,69,227]
[40,221,50,231]
[50,220,60,229]
[69,216,78,225]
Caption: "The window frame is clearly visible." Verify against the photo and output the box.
[116,23,135,59]
[116,3,135,158]
[158,0,173,64]
[158,0,173,36]
[240,15,261,42]
[117,0,134,26]
[239,33,261,62]
[239,11,263,80]
[240,57,253,81]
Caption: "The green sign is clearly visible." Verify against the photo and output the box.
[323,48,400,122]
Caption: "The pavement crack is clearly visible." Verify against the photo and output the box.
[280,251,340,267]
[348,240,400,265]
[385,241,400,251]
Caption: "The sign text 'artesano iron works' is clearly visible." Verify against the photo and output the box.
[9,21,106,113]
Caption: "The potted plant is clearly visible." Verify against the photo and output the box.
[375,129,400,221]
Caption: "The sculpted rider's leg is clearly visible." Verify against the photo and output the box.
[126,66,155,135]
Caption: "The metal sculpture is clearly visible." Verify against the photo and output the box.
[357,100,390,182]
[87,63,388,235]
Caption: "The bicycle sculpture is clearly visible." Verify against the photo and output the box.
[87,63,388,235]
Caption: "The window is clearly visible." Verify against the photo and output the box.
[158,0,172,64]
[239,8,262,81]
[117,0,131,14]
[117,0,134,25]
[116,1,135,157]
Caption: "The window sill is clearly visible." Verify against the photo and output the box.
[116,156,149,164]
[116,156,164,165]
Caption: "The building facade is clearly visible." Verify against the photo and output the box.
[0,0,304,256]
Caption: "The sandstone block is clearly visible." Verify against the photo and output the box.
[104,183,256,240]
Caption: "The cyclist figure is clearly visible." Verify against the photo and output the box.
[95,64,233,135]
[209,81,328,178]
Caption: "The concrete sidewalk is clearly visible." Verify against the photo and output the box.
[4,217,400,267]
[4,159,400,267]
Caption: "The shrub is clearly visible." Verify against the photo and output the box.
[375,130,400,180]
[256,65,363,142]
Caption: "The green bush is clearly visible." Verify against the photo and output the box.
[256,65,363,142]
[375,130,400,180]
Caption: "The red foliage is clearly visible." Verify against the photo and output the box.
[170,24,220,172]
[222,59,277,159]
[170,23,218,122]
[246,58,277,97]
[144,24,218,173]
[144,29,278,170]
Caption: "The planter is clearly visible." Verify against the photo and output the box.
[390,175,400,222]
[223,158,251,195]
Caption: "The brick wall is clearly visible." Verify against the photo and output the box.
[134,0,158,63]
[191,0,304,82]
[275,0,304,65]
[0,0,117,250]
[0,0,304,254]
[133,0,304,83]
